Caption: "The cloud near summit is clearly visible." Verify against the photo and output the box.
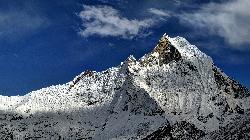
[78,1,250,47]
[78,5,154,39]
[179,0,250,46]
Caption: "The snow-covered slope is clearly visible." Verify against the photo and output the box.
[0,34,249,139]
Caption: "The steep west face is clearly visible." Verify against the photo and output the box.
[0,34,249,139]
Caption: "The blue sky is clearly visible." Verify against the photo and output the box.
[0,0,249,96]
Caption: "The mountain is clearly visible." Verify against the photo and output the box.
[0,34,249,139]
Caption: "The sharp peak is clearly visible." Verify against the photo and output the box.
[157,33,212,62]
[139,33,182,66]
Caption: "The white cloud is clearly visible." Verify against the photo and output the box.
[148,8,170,17]
[78,5,154,39]
[179,0,250,46]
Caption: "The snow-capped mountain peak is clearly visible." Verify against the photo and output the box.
[0,34,249,139]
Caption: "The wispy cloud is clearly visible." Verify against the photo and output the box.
[78,5,154,39]
[179,0,250,46]
[0,10,49,40]
[148,8,170,17]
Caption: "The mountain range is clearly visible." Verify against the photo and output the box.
[0,34,249,139]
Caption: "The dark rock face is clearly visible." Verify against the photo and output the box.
[212,65,249,98]
[140,36,181,66]
[142,123,173,140]
[153,36,182,65]
[143,121,205,140]
[197,113,214,123]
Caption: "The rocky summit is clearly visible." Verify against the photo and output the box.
[0,34,249,139]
